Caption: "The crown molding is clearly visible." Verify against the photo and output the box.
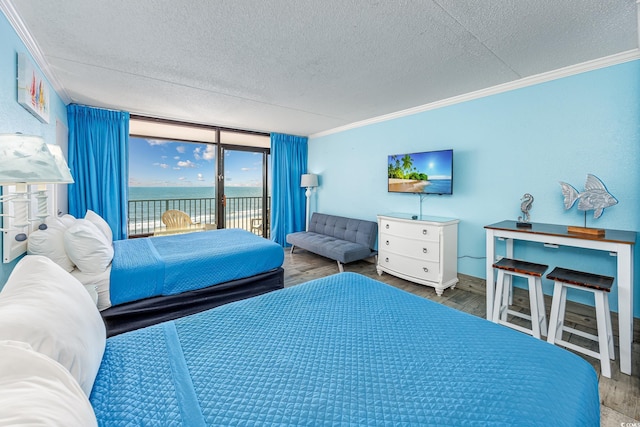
[310,49,640,139]
[0,0,71,104]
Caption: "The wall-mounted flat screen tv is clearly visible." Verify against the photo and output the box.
[388,149,453,195]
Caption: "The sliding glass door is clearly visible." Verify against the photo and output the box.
[128,117,271,237]
[218,145,270,237]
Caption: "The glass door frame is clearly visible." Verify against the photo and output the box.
[216,143,270,237]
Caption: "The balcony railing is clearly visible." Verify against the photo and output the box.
[128,196,270,238]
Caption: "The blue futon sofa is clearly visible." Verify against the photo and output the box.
[286,213,378,272]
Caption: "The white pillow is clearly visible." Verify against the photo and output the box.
[45,215,68,229]
[0,255,106,396]
[27,226,75,272]
[59,213,77,228]
[85,209,113,243]
[71,267,112,311]
[64,219,114,273]
[44,215,76,230]
[84,284,99,306]
[0,340,98,427]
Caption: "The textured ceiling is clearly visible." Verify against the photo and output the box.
[5,0,638,136]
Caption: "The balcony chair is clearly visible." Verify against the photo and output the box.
[155,209,205,236]
[162,209,196,229]
[251,215,269,236]
[251,218,263,234]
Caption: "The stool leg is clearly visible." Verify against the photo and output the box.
[535,277,547,336]
[603,293,615,361]
[500,273,510,322]
[527,276,542,339]
[594,291,612,378]
[547,282,565,345]
[492,270,505,323]
[557,285,567,337]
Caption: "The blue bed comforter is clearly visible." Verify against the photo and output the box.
[109,229,284,306]
[91,272,600,426]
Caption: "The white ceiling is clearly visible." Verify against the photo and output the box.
[4,1,638,137]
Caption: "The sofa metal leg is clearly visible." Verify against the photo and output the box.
[290,245,295,254]
[337,261,344,272]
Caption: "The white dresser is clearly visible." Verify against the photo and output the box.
[377,213,459,295]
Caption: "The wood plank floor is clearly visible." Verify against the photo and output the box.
[282,249,640,426]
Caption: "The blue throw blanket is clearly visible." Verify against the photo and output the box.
[92,273,600,426]
[109,229,284,306]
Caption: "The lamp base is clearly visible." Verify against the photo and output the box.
[305,188,311,231]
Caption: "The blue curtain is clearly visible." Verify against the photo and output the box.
[270,133,308,246]
[67,105,129,240]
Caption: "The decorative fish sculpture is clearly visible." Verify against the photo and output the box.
[559,174,617,219]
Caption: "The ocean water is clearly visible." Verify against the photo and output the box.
[129,186,263,200]
[423,179,453,194]
[128,186,266,235]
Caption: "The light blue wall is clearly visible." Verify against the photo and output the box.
[309,60,640,316]
[0,12,67,287]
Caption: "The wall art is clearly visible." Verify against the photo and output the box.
[17,52,50,123]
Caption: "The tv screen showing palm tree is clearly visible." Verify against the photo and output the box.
[387,149,453,194]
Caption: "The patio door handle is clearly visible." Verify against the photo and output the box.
[222,195,226,207]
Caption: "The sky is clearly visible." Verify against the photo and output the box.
[129,137,264,187]
[388,149,453,179]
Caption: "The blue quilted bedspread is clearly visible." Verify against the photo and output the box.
[91,273,600,426]
[109,228,284,306]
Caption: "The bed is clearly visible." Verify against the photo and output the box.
[28,212,285,337]
[89,272,600,426]
[100,228,285,336]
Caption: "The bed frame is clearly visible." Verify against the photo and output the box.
[100,267,284,337]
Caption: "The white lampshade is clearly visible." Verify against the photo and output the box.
[47,144,75,184]
[301,173,318,188]
[0,134,73,184]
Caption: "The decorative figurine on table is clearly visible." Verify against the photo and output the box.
[516,193,534,228]
[559,173,617,236]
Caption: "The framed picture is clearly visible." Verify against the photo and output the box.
[17,52,50,123]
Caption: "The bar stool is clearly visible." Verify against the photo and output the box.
[546,267,615,378]
[491,258,548,339]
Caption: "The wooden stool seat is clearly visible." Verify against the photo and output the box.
[492,258,549,276]
[491,258,548,339]
[546,267,614,292]
[546,267,615,378]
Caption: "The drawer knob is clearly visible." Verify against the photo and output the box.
[422,229,427,235]
[385,240,389,245]
[423,267,429,273]
[385,257,389,263]
[422,248,427,253]
[385,224,389,229]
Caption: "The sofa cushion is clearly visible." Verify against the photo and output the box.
[308,213,377,249]
[287,232,374,264]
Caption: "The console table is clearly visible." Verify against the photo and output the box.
[485,220,636,375]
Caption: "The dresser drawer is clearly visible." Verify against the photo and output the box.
[379,250,440,282]
[379,219,439,242]
[379,235,439,262]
